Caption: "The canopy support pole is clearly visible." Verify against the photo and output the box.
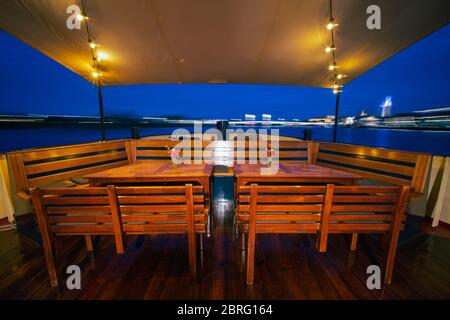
[332,91,340,143]
[97,84,106,141]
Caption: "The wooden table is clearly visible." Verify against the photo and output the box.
[234,162,361,188]
[85,161,213,195]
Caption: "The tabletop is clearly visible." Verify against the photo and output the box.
[234,162,361,181]
[85,161,213,179]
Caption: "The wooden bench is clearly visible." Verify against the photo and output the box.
[31,186,125,287]
[115,184,208,281]
[7,140,131,201]
[314,142,431,194]
[318,185,410,284]
[32,184,206,286]
[237,184,327,285]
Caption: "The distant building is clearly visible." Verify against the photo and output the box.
[244,114,256,121]
[262,114,272,121]
[380,96,392,117]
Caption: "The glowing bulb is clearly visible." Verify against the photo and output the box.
[77,14,88,21]
[336,74,347,80]
[326,18,337,30]
[325,46,335,53]
[329,63,338,71]
[333,89,341,94]
[333,84,343,89]
[89,42,99,49]
[92,71,102,78]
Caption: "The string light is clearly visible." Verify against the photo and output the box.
[77,14,88,21]
[88,39,99,49]
[326,18,337,30]
[325,46,335,53]
[325,0,346,94]
[328,63,338,71]
[92,71,102,78]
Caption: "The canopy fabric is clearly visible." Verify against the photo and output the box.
[1,0,449,87]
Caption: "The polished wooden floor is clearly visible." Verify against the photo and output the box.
[0,203,449,300]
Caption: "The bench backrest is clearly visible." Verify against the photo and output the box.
[238,184,326,234]
[130,139,313,164]
[8,140,130,196]
[315,142,431,193]
[114,184,207,234]
[325,185,409,233]
[31,186,123,237]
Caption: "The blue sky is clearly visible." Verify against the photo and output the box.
[1,24,449,120]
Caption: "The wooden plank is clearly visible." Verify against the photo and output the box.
[7,153,29,194]
[25,151,128,175]
[317,152,415,177]
[21,140,127,162]
[246,184,258,285]
[318,184,334,252]
[119,204,205,213]
[48,215,112,224]
[277,151,308,158]
[122,214,205,223]
[238,213,320,222]
[331,205,394,212]
[238,204,322,212]
[255,224,319,233]
[115,186,203,194]
[318,161,411,186]
[238,185,326,193]
[332,195,397,203]
[44,196,110,205]
[118,195,203,204]
[136,140,183,148]
[330,214,392,221]
[328,224,390,232]
[107,185,125,254]
[40,187,108,195]
[318,142,418,163]
[333,186,400,194]
[239,195,324,203]
[47,206,111,214]
[28,160,129,187]
[52,225,115,234]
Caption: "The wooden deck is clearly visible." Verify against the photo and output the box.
[1,203,449,299]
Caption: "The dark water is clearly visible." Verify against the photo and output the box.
[1,126,450,156]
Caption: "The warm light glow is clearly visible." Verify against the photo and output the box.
[92,71,102,78]
[96,51,108,62]
[326,19,337,30]
[89,42,99,49]
[329,63,338,71]
[325,46,335,53]
[336,74,347,80]
[77,14,88,21]
[333,83,343,89]
[333,89,341,94]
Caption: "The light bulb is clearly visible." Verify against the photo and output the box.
[77,14,88,21]
[329,64,338,71]
[326,18,337,30]
[92,71,102,78]
[89,42,99,49]
[336,74,347,80]
[325,46,335,53]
